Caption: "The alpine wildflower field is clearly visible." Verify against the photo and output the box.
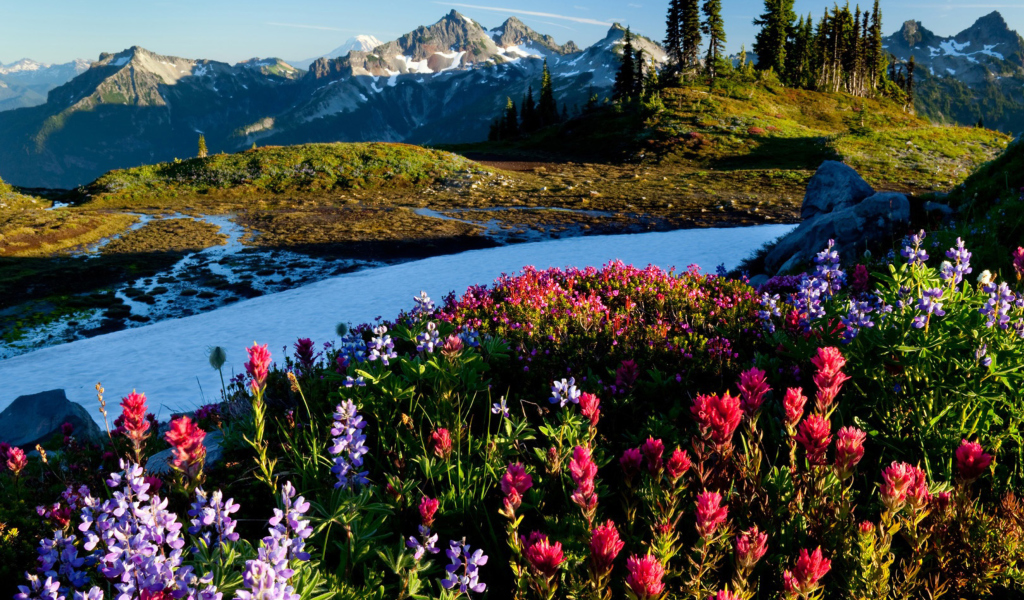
[3,236,1024,600]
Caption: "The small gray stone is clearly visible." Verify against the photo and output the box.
[0,390,102,447]
[801,160,875,220]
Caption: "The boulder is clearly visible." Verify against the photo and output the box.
[801,160,875,220]
[0,389,103,447]
[145,431,224,476]
[768,192,910,274]
[747,274,770,289]
[923,201,954,218]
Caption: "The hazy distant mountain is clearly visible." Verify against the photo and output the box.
[289,35,385,70]
[884,11,1024,131]
[0,11,665,188]
[0,58,90,111]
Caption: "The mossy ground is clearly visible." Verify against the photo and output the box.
[101,218,227,254]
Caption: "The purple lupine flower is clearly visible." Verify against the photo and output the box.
[491,397,510,419]
[814,239,845,295]
[411,291,435,322]
[366,325,397,366]
[550,377,581,407]
[980,282,1015,329]
[458,329,481,348]
[338,334,367,365]
[441,539,488,595]
[330,400,370,489]
[793,276,828,329]
[913,288,946,328]
[416,322,441,353]
[942,238,972,285]
[14,574,63,600]
[343,375,366,388]
[759,293,781,333]
[188,488,241,549]
[407,524,441,561]
[842,299,876,342]
[901,230,929,266]
[975,344,992,368]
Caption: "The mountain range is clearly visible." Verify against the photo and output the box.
[289,35,385,70]
[0,58,91,111]
[884,11,1024,131]
[0,11,664,188]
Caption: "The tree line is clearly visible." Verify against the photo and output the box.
[488,61,569,141]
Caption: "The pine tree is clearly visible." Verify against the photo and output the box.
[502,97,519,138]
[613,28,637,101]
[869,0,884,89]
[702,0,726,80]
[906,54,916,106]
[784,14,807,85]
[251,142,257,151]
[521,86,538,132]
[197,135,208,159]
[664,0,684,72]
[681,0,703,70]
[634,49,646,97]
[753,0,796,75]
[538,60,559,125]
[739,43,748,69]
[586,85,599,112]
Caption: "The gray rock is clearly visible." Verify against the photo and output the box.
[767,192,909,273]
[748,274,770,289]
[923,201,954,217]
[0,389,102,447]
[801,160,875,220]
[146,431,224,475]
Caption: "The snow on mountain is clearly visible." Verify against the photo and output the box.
[0,58,90,111]
[288,35,384,70]
[0,224,796,422]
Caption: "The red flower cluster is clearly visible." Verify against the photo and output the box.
[696,490,729,538]
[164,416,206,479]
[579,392,601,427]
[735,525,768,569]
[955,439,993,481]
[835,426,867,478]
[119,391,151,458]
[430,428,452,460]
[641,437,665,477]
[795,414,832,466]
[293,337,317,371]
[441,335,464,358]
[783,547,832,596]
[783,388,807,430]
[810,347,850,413]
[523,531,564,581]
[419,495,439,528]
[569,446,598,521]
[621,447,643,483]
[616,359,641,389]
[588,520,624,581]
[500,463,533,514]
[245,342,272,393]
[625,554,666,600]
[880,461,929,511]
[6,446,27,476]
[738,367,770,415]
[691,392,742,448]
[666,447,692,483]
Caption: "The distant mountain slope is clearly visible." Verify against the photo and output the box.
[288,35,384,70]
[884,11,1024,131]
[0,58,90,111]
[0,12,664,188]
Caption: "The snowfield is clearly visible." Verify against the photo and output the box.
[0,225,795,422]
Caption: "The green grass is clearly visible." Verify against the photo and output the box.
[81,142,487,206]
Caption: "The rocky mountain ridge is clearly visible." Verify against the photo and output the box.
[0,12,665,188]
[0,58,91,111]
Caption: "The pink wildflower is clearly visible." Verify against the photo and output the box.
[795,414,832,466]
[589,520,624,577]
[696,490,729,538]
[430,428,452,460]
[293,338,316,371]
[1014,247,1024,280]
[579,392,601,427]
[164,416,206,479]
[245,342,272,393]
[523,532,564,580]
[738,367,770,415]
[119,391,151,453]
[834,426,867,477]
[6,446,27,476]
[441,335,464,358]
[621,447,643,482]
[641,437,665,477]
[735,525,768,569]
[955,439,993,481]
[616,359,640,389]
[625,554,666,600]
[691,392,743,447]
[782,547,831,596]
[811,347,850,412]
[501,463,533,496]
[419,496,439,528]
[783,388,807,430]
[880,461,922,511]
[665,447,692,483]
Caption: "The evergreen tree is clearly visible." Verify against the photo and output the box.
[197,134,208,159]
[251,142,257,151]
[681,0,703,69]
[521,86,538,132]
[538,60,559,125]
[634,49,647,97]
[613,28,637,101]
[784,14,810,85]
[906,54,916,106]
[739,43,748,69]
[586,85,599,112]
[702,0,726,80]
[502,97,519,138]
[869,0,884,89]
[664,0,684,71]
[753,0,795,75]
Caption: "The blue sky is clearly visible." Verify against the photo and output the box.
[1,0,1021,66]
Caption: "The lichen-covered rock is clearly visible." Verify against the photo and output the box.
[0,389,102,447]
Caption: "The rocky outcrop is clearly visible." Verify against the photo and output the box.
[0,389,102,447]
[765,163,910,275]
